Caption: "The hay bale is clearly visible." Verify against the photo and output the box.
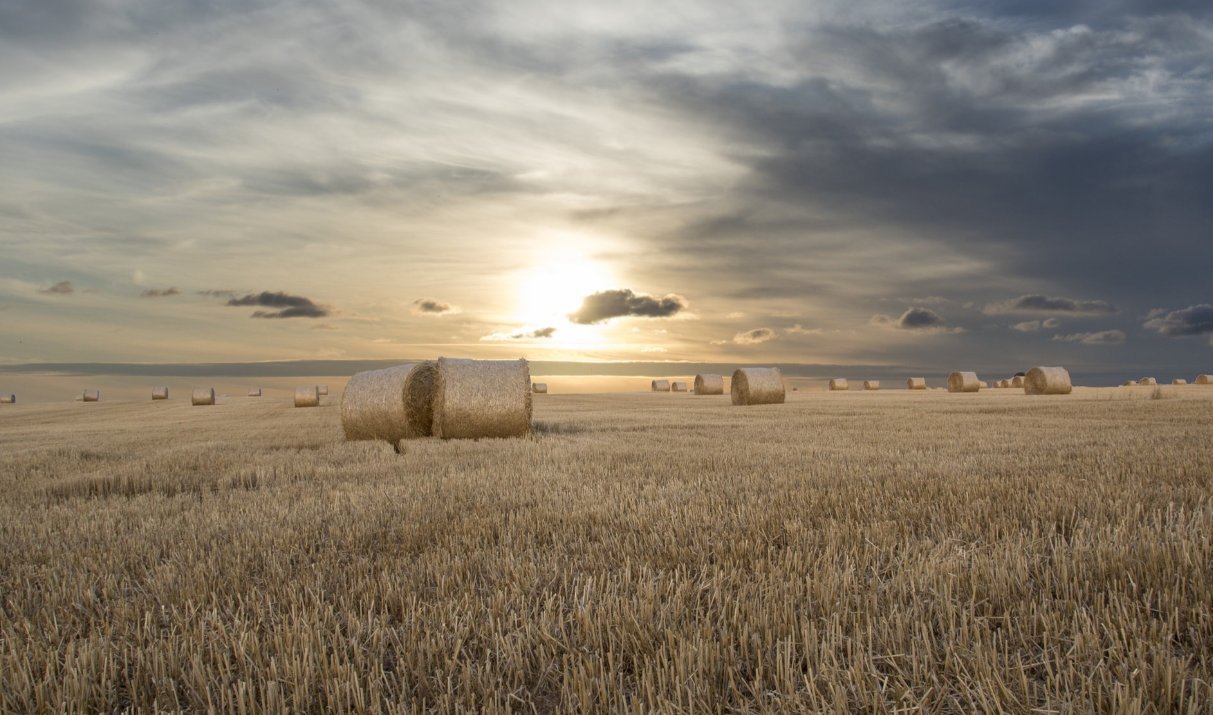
[694,374,724,395]
[1011,375,1025,388]
[531,382,548,394]
[948,371,980,393]
[651,379,671,392]
[1024,366,1072,395]
[341,362,436,443]
[191,388,216,406]
[0,394,14,404]
[978,380,989,389]
[906,377,927,390]
[318,385,329,396]
[1000,379,1012,388]
[731,367,785,406]
[1122,380,1138,387]
[671,380,689,392]
[1173,379,1188,385]
[432,358,530,439]
[863,380,880,390]
[829,378,849,391]
[295,386,320,408]
[1138,377,1157,386]
[248,387,262,397]
[1197,375,1212,385]
[151,387,169,400]
[82,390,100,402]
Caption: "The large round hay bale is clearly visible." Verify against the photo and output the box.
[531,382,548,394]
[82,390,100,402]
[151,387,169,400]
[671,380,689,392]
[651,379,671,392]
[191,388,215,406]
[248,387,262,397]
[1172,378,1187,385]
[906,377,927,390]
[1138,377,1157,386]
[731,367,785,406]
[0,394,14,404]
[341,362,436,443]
[295,386,320,408]
[863,380,880,390]
[1011,375,1025,388]
[1024,366,1072,395]
[1196,375,1212,385]
[829,378,849,391]
[318,385,329,396]
[432,358,531,439]
[694,374,724,395]
[948,371,980,393]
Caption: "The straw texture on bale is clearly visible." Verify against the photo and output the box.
[151,387,169,400]
[948,371,981,393]
[191,388,216,406]
[295,386,320,408]
[651,379,671,392]
[906,377,927,390]
[1197,375,1212,385]
[1011,376,1025,388]
[731,367,785,406]
[693,374,724,395]
[829,378,849,391]
[0,394,14,404]
[341,363,436,443]
[1024,366,1073,395]
[531,383,548,394]
[248,388,262,397]
[432,358,531,439]
[1173,379,1187,385]
[670,381,688,392]
[318,385,329,396]
[82,390,100,402]
[1138,377,1157,386]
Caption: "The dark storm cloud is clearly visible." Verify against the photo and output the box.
[568,289,686,325]
[871,307,960,333]
[412,298,455,315]
[139,287,180,298]
[225,291,329,319]
[40,281,74,295]
[985,295,1117,316]
[1143,304,1213,337]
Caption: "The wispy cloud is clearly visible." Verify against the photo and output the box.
[480,326,557,341]
[139,287,180,298]
[39,281,74,295]
[1053,330,1126,345]
[225,291,329,319]
[412,298,457,316]
[985,295,1116,316]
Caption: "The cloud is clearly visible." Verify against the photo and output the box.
[1143,304,1213,337]
[198,289,237,298]
[1012,318,1058,332]
[640,346,668,353]
[984,295,1117,316]
[731,327,776,345]
[872,307,964,334]
[412,298,457,316]
[786,324,823,335]
[1053,329,1126,345]
[225,291,329,319]
[480,326,557,341]
[568,289,686,325]
[40,281,74,295]
[139,287,180,298]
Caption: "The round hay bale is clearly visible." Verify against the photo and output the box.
[151,387,169,400]
[1172,378,1187,385]
[671,380,689,392]
[1024,366,1072,395]
[531,382,548,394]
[191,388,216,406]
[1122,380,1138,387]
[829,378,849,391]
[1000,379,1012,388]
[318,385,329,396]
[693,374,724,395]
[341,362,436,443]
[82,390,100,402]
[295,386,320,408]
[432,358,531,439]
[731,367,785,406]
[978,380,989,389]
[906,377,927,390]
[0,394,14,404]
[948,371,980,393]
[863,380,880,390]
[1011,375,1025,388]
[1138,377,1157,386]
[651,379,671,392]
[1196,374,1212,385]
[248,387,262,397]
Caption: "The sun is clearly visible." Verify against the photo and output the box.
[514,255,615,327]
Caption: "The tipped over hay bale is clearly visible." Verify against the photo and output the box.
[248,387,262,397]
[1173,379,1187,385]
[671,380,688,392]
[1011,376,1025,388]
[1024,366,1072,395]
[531,382,548,394]
[694,374,724,395]
[1138,377,1157,386]
[0,394,14,404]
[906,377,927,390]
[295,386,320,408]
[948,371,980,393]
[341,362,436,443]
[863,380,880,391]
[731,367,785,406]
[1197,375,1212,385]
[829,378,849,391]
[151,387,169,400]
[191,388,215,406]
[432,358,531,439]
[82,390,100,402]
[651,379,671,392]
[318,385,329,396]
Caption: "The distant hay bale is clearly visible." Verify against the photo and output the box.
[948,371,980,393]
[0,394,14,404]
[1024,366,1072,395]
[1138,377,1157,386]
[978,380,989,389]
[671,380,688,392]
[532,382,548,394]
[1173,379,1187,385]
[863,380,880,390]
[906,377,927,390]
[295,386,320,408]
[731,367,785,406]
[651,379,671,392]
[341,362,436,443]
[999,379,1011,388]
[1122,380,1138,387]
[829,378,849,391]
[191,388,216,406]
[694,374,724,395]
[82,390,100,402]
[1197,375,1212,385]
[248,387,262,397]
[151,387,169,400]
[318,385,329,396]
[1011,376,1025,388]
[432,358,531,439]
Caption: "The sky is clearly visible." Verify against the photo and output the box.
[2,0,1212,376]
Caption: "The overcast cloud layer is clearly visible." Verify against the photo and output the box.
[1,0,1211,377]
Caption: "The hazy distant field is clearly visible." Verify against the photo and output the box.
[2,388,1211,713]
